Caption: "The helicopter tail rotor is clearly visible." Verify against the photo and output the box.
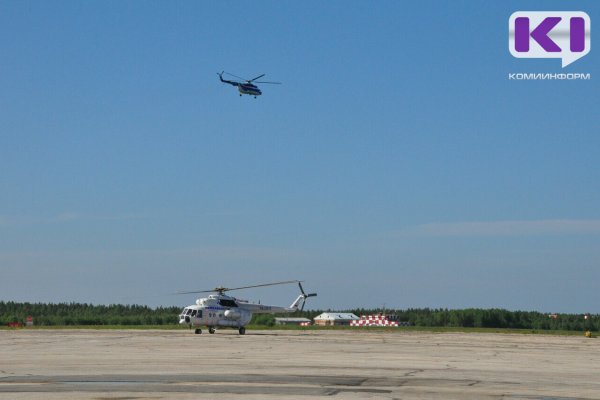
[298,282,317,311]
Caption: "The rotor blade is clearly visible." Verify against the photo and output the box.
[223,72,247,81]
[300,295,317,310]
[177,280,300,295]
[248,73,265,82]
[254,81,282,84]
[298,282,306,296]
[224,280,300,292]
[176,288,221,295]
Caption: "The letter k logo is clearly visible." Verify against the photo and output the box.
[515,17,562,52]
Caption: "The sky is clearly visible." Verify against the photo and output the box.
[1,1,599,313]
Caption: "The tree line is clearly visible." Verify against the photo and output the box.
[350,308,598,331]
[1,301,597,331]
[0,301,180,326]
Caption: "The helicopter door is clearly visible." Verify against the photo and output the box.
[207,311,218,325]
[190,309,203,323]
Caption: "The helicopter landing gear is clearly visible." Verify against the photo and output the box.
[208,327,215,334]
[238,327,246,335]
[194,328,202,334]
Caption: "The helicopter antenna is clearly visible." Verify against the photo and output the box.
[177,280,300,296]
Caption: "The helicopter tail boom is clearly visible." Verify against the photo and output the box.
[217,71,239,87]
[289,294,305,310]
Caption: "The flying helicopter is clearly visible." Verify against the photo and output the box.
[178,280,316,335]
[218,71,281,98]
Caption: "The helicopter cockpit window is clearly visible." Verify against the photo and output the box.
[191,310,197,317]
[218,299,238,307]
[185,309,193,315]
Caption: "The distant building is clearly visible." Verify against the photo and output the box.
[313,312,359,326]
[275,317,312,326]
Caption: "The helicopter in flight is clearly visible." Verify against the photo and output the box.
[218,71,281,98]
[178,280,316,335]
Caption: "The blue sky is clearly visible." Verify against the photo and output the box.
[1,1,599,312]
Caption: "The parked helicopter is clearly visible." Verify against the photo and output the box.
[218,71,281,98]
[178,280,316,335]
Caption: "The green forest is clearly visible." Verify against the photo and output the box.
[1,301,597,331]
[0,302,179,326]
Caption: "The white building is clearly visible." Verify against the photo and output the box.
[313,312,359,326]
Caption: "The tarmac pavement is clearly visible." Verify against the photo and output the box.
[0,329,598,399]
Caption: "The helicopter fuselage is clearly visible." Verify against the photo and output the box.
[179,293,303,333]
[179,295,253,328]
[238,83,261,96]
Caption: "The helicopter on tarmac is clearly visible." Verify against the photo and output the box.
[218,71,281,98]
[178,280,316,335]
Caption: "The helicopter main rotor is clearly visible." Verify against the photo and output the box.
[178,280,300,296]
[221,71,282,85]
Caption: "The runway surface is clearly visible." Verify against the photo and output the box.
[1,329,599,399]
